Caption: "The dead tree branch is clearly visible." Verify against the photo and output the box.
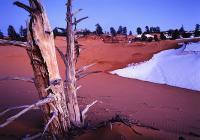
[0,94,55,128]
[23,133,42,140]
[56,47,67,65]
[0,76,34,83]
[81,100,98,121]
[76,71,102,80]
[72,16,88,25]
[42,112,58,136]
[72,8,82,16]
[13,1,33,13]
[76,63,96,74]
[0,39,29,49]
[0,105,30,117]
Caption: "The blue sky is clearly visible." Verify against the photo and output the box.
[0,0,200,35]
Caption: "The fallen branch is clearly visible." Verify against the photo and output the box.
[0,105,30,117]
[81,100,98,121]
[0,39,29,49]
[76,63,96,74]
[22,133,42,140]
[0,76,34,83]
[0,94,55,128]
[76,71,101,80]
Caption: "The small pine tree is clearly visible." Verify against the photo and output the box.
[8,25,20,40]
[150,27,154,33]
[122,27,127,35]
[194,24,200,37]
[95,24,103,36]
[117,26,123,34]
[136,27,142,34]
[0,30,4,39]
[19,25,24,37]
[172,29,180,39]
[156,26,160,33]
[145,26,150,34]
[129,31,133,35]
[195,24,200,31]
[179,25,185,35]
[160,32,167,40]
[110,27,116,36]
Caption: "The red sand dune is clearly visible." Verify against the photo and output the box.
[0,36,200,140]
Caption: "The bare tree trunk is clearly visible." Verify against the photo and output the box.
[65,0,82,127]
[15,0,70,139]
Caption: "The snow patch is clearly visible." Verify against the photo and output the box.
[111,42,200,91]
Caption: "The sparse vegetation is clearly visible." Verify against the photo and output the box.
[136,27,142,35]
[110,27,117,36]
[129,31,132,35]
[0,30,3,39]
[7,25,20,40]
[194,24,200,37]
[95,24,103,35]
[160,32,167,40]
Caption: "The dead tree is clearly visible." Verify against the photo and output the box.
[0,0,98,139]
[0,0,70,139]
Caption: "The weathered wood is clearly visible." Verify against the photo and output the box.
[14,0,71,138]
[65,0,82,127]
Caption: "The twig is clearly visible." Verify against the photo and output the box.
[81,100,98,121]
[72,16,88,25]
[72,8,82,16]
[76,63,96,74]
[76,85,82,91]
[0,94,55,128]
[76,71,101,80]
[0,39,29,49]
[42,112,58,136]
[22,133,42,140]
[56,46,67,65]
[0,76,34,83]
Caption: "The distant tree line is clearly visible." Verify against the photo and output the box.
[0,25,27,41]
[1,24,200,42]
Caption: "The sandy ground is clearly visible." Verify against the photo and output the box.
[0,36,200,140]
